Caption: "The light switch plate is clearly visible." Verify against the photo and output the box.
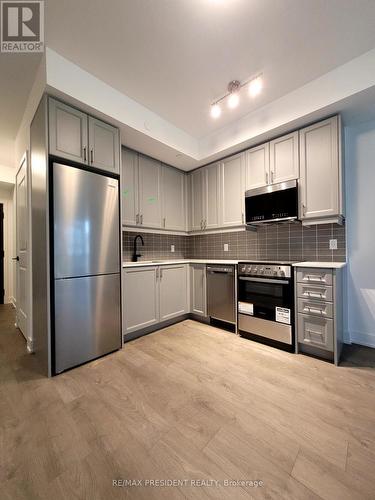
[171,245,175,253]
[329,239,337,250]
[224,243,229,252]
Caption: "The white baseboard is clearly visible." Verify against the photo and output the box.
[348,330,375,348]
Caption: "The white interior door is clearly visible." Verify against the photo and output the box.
[15,154,28,339]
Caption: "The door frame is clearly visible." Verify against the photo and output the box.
[0,203,4,304]
[15,152,33,351]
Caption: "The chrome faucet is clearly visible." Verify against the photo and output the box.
[132,235,145,262]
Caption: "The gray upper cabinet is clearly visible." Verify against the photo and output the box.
[203,163,221,230]
[121,148,138,226]
[162,165,186,231]
[49,97,120,174]
[269,131,299,184]
[159,264,188,321]
[49,98,88,164]
[245,143,270,190]
[88,117,120,174]
[123,266,159,334]
[220,153,245,227]
[299,116,341,222]
[190,169,204,231]
[138,155,162,228]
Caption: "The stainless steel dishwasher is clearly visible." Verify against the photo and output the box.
[207,265,235,324]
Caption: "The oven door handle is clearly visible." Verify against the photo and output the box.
[238,276,289,285]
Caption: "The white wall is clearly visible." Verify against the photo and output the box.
[345,120,375,347]
[0,183,15,304]
[15,55,46,166]
[0,164,16,184]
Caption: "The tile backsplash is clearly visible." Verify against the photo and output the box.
[123,223,346,262]
[123,232,188,261]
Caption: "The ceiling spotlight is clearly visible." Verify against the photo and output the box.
[211,103,221,118]
[227,80,241,109]
[249,76,263,97]
[228,92,239,109]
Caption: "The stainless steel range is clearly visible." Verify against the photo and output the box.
[237,261,295,351]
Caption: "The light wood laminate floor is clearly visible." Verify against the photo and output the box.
[1,304,375,500]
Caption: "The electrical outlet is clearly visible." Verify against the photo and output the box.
[329,239,337,250]
[171,245,175,253]
[224,243,229,252]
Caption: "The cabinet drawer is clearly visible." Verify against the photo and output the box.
[297,298,333,319]
[297,282,333,302]
[298,314,334,351]
[297,268,332,285]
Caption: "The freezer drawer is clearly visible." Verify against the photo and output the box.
[53,163,120,278]
[54,273,121,373]
[297,313,334,351]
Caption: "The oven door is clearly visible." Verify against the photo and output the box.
[238,276,293,324]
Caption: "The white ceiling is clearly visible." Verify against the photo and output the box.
[45,0,375,139]
[1,0,375,169]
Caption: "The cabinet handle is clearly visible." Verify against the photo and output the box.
[306,329,324,338]
[204,219,207,230]
[136,214,139,224]
[305,275,324,283]
[140,214,143,225]
[90,149,94,165]
[200,220,203,230]
[265,171,269,184]
[156,268,159,279]
[306,291,324,299]
[241,212,244,224]
[270,171,274,183]
[83,146,87,162]
[302,204,307,217]
[304,306,325,315]
[160,268,163,279]
[163,217,166,228]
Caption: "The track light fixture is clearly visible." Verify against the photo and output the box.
[210,74,263,119]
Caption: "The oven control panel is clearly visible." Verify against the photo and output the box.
[238,263,291,279]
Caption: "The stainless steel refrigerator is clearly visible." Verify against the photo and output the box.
[52,162,121,374]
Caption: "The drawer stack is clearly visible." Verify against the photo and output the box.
[295,267,343,364]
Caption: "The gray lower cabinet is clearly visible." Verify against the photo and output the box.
[159,264,188,321]
[123,266,159,334]
[190,264,207,316]
[297,314,334,352]
[49,97,120,174]
[295,266,343,364]
[123,264,188,336]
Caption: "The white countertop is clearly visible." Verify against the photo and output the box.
[293,261,347,269]
[123,259,239,268]
[123,259,347,268]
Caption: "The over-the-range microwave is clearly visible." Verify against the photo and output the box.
[245,179,298,225]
